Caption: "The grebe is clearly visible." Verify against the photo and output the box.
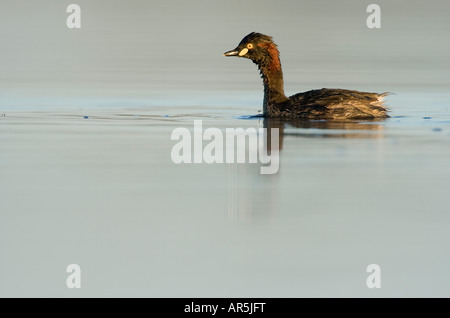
[224,32,389,119]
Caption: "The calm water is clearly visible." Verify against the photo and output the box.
[1,94,450,297]
[1,0,450,297]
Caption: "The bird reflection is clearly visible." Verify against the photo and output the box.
[227,117,387,223]
[262,117,386,151]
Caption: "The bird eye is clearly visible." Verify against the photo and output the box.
[247,43,254,49]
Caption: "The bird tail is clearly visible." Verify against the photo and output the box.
[378,92,395,102]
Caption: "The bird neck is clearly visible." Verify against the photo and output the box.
[256,42,289,115]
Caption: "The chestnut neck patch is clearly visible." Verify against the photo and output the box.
[258,42,281,72]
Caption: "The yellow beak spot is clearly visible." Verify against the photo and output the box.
[238,48,248,56]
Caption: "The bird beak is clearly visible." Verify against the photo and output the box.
[223,49,239,56]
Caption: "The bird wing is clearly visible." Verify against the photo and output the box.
[289,88,389,119]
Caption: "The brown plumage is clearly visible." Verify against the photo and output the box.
[224,32,390,119]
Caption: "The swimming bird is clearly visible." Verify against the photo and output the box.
[224,32,389,119]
